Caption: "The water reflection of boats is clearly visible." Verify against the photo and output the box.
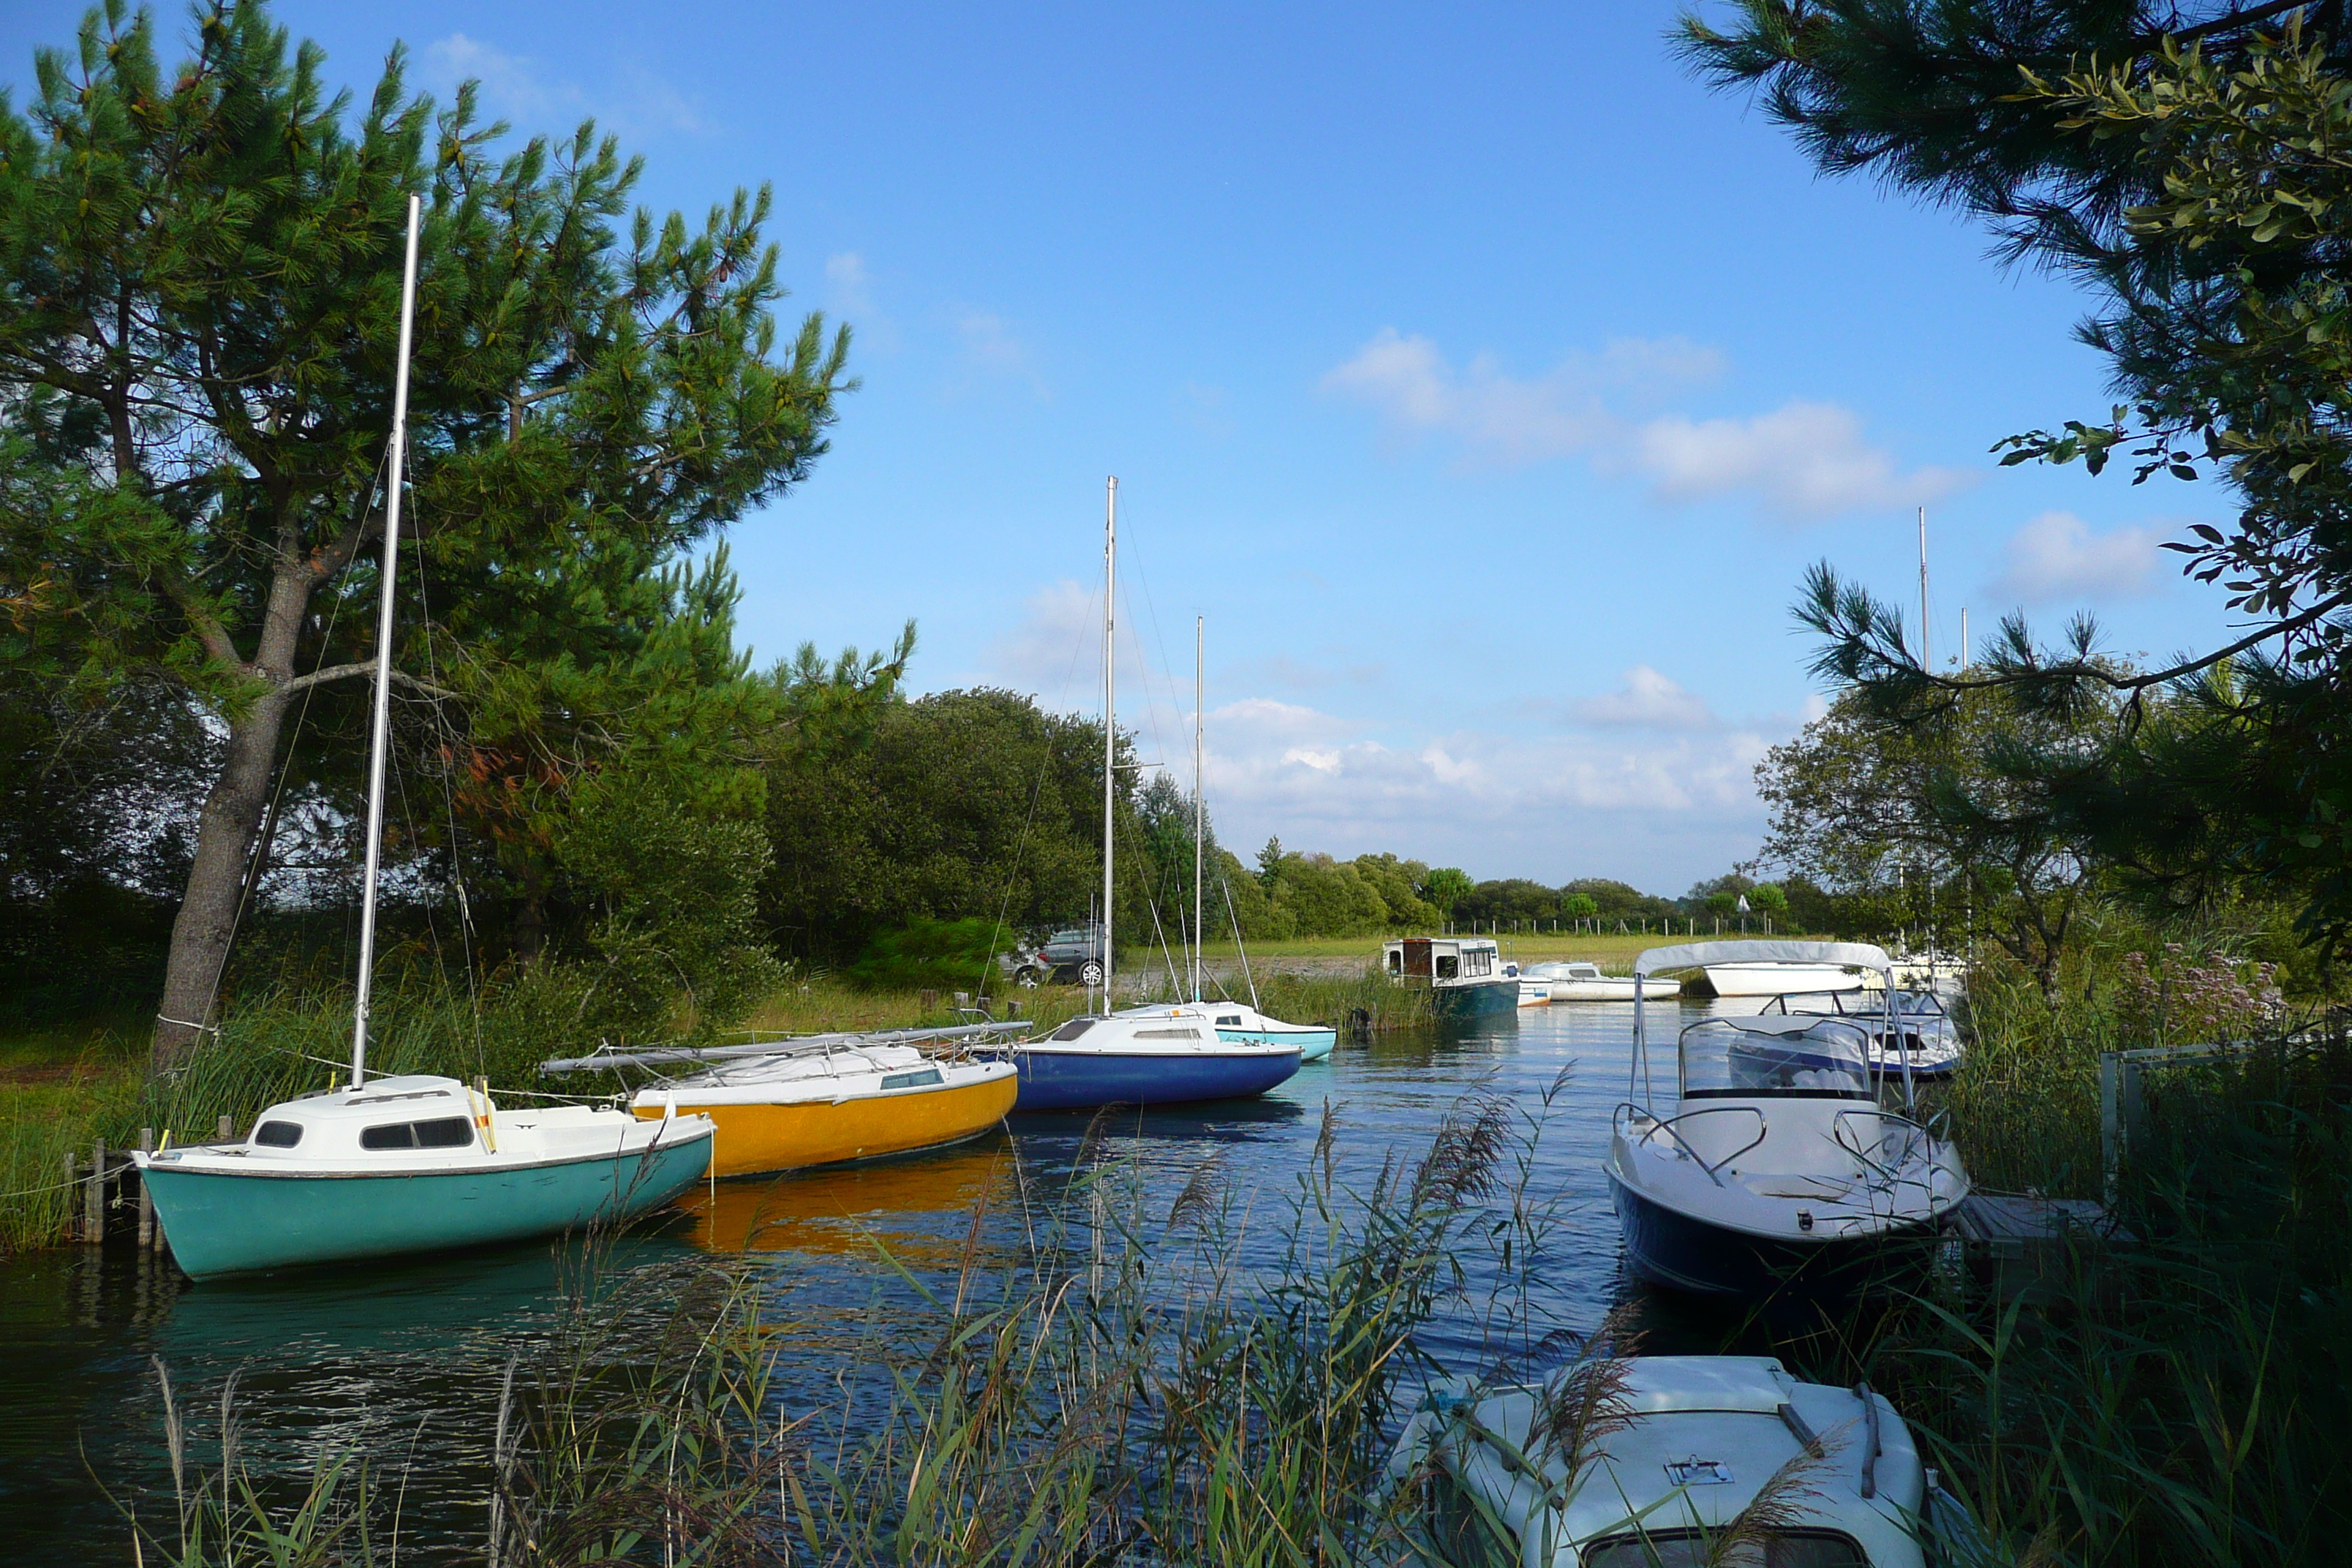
[159,1232,693,1346]
[1008,1093,1309,1146]
[678,1137,1017,1261]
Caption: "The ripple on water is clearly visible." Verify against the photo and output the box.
[1,998,1774,1564]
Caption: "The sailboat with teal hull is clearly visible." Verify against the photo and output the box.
[133,196,715,1281]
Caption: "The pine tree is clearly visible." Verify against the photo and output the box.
[1681,4,2352,946]
[0,2,848,1063]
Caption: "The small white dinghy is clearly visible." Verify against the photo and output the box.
[1390,1354,1971,1567]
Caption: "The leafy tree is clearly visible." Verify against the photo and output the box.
[1751,687,2111,999]
[0,1,850,1063]
[1455,878,1558,927]
[1560,877,1676,923]
[763,687,1115,962]
[1418,865,1474,919]
[1679,6,2352,950]
[1281,853,1393,938]
[1256,835,1284,888]
[1749,881,1790,917]
[1351,852,1439,929]
[1561,892,1600,921]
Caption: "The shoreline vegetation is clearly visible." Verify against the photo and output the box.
[95,1008,2352,1568]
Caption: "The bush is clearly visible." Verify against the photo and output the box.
[842,916,1009,992]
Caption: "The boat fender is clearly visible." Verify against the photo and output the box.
[1797,1209,1814,1232]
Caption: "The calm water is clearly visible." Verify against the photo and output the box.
[1,998,1768,1564]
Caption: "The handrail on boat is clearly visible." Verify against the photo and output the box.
[539,1020,1026,1075]
[1613,1103,1765,1188]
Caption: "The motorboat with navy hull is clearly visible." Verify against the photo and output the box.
[1606,941,1969,1306]
[1384,936,1520,1019]
[1757,988,1964,1079]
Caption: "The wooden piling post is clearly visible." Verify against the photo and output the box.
[84,1138,106,1243]
[217,1114,233,1143]
[63,1149,80,1240]
[137,1128,154,1248]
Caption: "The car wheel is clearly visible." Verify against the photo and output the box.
[1079,960,1105,987]
[1015,968,1043,989]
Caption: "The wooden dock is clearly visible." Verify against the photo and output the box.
[1950,1193,2132,1305]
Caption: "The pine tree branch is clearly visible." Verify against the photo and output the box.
[277,663,460,701]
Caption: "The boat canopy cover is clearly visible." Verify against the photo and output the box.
[1633,938,1892,976]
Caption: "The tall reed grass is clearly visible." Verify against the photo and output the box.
[1847,1030,2352,1567]
[121,1088,1576,1566]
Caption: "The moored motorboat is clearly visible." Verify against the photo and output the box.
[1521,960,1682,1002]
[624,1041,1017,1177]
[137,1075,713,1281]
[1758,988,1964,1079]
[1607,941,1969,1305]
[1390,1354,1969,1568]
[1384,936,1519,1019]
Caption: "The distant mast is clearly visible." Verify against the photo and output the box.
[1101,477,1117,1008]
[351,194,423,1090]
[1917,505,1931,671]
[1194,615,1205,1005]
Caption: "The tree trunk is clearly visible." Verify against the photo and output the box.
[152,690,292,1069]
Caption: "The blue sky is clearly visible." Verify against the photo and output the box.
[4,2,2242,894]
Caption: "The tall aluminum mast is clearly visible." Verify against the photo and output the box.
[352,194,423,1088]
[1101,477,1117,1007]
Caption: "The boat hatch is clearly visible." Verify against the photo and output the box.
[1661,1457,1735,1486]
[880,1068,944,1091]
[1216,1014,1243,1026]
[253,1121,303,1147]
[1049,1018,1096,1041]
[358,1117,475,1150]
[1583,1529,1867,1567]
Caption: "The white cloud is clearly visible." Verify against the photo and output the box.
[1627,402,1970,519]
[1989,510,2168,603]
[1572,666,1717,730]
[1319,329,1720,465]
[951,309,1046,396]
[826,252,875,316]
[422,34,707,140]
[980,579,1097,696]
[1322,330,1967,520]
[1188,693,1780,886]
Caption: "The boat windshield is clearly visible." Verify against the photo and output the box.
[1582,1530,1866,1567]
[1680,1017,1872,1101]
[1048,1018,1096,1041]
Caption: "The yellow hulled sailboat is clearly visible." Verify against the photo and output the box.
[626,1041,1017,1179]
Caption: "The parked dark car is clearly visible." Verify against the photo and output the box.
[1000,923,1107,987]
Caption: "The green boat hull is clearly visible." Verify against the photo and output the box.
[143,1135,712,1281]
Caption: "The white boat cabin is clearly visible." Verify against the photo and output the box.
[1384,935,1504,989]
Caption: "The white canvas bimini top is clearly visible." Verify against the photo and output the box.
[1633,939,1893,977]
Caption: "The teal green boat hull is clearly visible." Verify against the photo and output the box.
[143,1136,712,1281]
